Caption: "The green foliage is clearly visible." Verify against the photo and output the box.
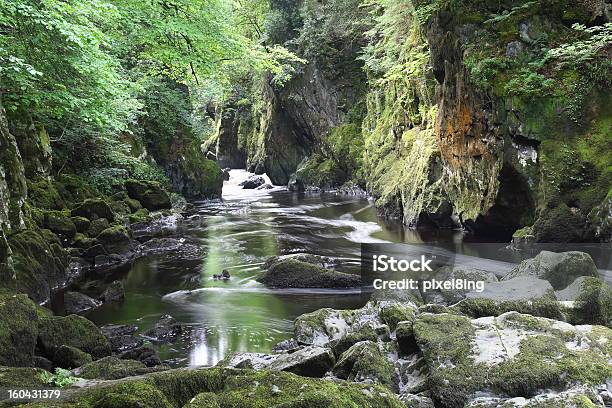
[39,368,80,388]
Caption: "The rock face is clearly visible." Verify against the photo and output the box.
[257,259,361,288]
[503,251,600,290]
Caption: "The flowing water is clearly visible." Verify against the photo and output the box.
[87,170,611,367]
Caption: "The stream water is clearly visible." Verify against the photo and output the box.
[86,170,611,367]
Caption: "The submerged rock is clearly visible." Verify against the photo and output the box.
[239,175,265,189]
[257,259,361,288]
[503,250,599,290]
[263,253,341,270]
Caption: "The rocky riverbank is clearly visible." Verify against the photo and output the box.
[1,248,609,407]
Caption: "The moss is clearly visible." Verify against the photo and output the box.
[71,199,115,222]
[0,366,51,389]
[452,297,564,320]
[53,345,92,369]
[27,178,64,210]
[38,314,111,359]
[395,321,418,355]
[96,225,131,253]
[125,179,171,211]
[184,392,221,408]
[75,356,151,380]
[0,293,39,366]
[70,216,90,233]
[124,198,142,213]
[569,277,612,326]
[532,203,585,243]
[330,325,377,357]
[332,341,397,391]
[128,208,150,224]
[378,302,415,331]
[257,259,361,288]
[87,218,110,237]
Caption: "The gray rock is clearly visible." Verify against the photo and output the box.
[506,40,525,57]
[332,341,396,390]
[257,259,360,288]
[64,291,102,315]
[503,251,599,290]
[141,314,183,343]
[239,175,265,189]
[466,276,555,303]
[100,280,124,303]
[268,346,335,378]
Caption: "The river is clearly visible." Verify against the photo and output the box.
[86,170,611,367]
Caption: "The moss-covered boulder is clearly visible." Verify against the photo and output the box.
[0,293,39,366]
[71,199,115,222]
[378,301,416,331]
[557,277,612,326]
[124,198,142,213]
[532,203,586,243]
[257,259,361,288]
[7,228,69,303]
[125,180,171,211]
[267,346,335,378]
[465,385,605,407]
[503,251,599,290]
[423,266,499,305]
[396,321,418,356]
[87,217,110,238]
[452,276,564,319]
[70,216,91,233]
[38,315,111,360]
[72,356,163,380]
[34,367,404,408]
[45,213,77,239]
[96,226,132,254]
[332,341,396,390]
[0,366,51,389]
[413,312,612,408]
[53,345,92,369]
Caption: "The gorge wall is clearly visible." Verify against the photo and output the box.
[213,0,611,242]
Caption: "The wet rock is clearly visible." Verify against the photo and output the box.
[219,352,277,370]
[100,280,125,303]
[332,341,396,390]
[125,179,171,211]
[141,314,183,343]
[33,356,53,372]
[510,226,535,249]
[397,355,428,395]
[255,183,273,190]
[38,314,111,359]
[329,324,377,357]
[71,199,115,222]
[268,346,335,378]
[101,324,142,353]
[413,311,612,408]
[92,253,133,275]
[52,344,92,369]
[257,259,361,288]
[0,294,39,367]
[503,250,599,290]
[72,356,166,380]
[239,175,265,189]
[64,291,102,315]
[72,233,97,249]
[119,346,162,367]
[466,385,606,407]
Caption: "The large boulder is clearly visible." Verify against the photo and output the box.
[52,344,92,369]
[453,276,563,319]
[45,213,77,239]
[96,226,133,254]
[423,266,499,305]
[503,251,599,290]
[71,199,115,222]
[268,346,336,378]
[0,294,39,366]
[332,341,396,390]
[125,180,171,211]
[257,259,361,288]
[413,311,612,408]
[38,314,111,359]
